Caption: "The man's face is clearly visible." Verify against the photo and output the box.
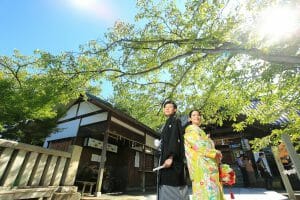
[163,103,177,117]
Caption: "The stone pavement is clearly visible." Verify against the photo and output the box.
[223,187,289,200]
[81,187,296,200]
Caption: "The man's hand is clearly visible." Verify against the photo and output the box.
[163,157,173,168]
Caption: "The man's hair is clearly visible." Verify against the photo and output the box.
[163,100,177,109]
[259,152,264,156]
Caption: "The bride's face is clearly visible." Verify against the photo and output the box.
[189,111,201,126]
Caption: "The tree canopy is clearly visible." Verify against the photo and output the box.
[100,0,299,150]
[0,50,99,144]
[1,0,299,149]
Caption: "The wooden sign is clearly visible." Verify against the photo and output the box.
[91,154,102,162]
[84,138,118,153]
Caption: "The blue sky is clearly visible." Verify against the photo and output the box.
[0,0,137,98]
[0,0,137,55]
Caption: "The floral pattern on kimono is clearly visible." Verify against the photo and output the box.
[184,125,225,200]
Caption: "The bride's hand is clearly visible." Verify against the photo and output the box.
[216,151,222,164]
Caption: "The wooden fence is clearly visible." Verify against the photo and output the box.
[0,139,82,200]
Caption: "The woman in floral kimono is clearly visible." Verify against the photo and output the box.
[184,110,225,200]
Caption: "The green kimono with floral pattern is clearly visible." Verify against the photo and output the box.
[184,125,225,200]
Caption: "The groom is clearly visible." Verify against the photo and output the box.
[157,100,188,200]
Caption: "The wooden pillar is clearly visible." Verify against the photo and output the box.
[281,133,300,180]
[61,145,82,186]
[95,130,109,196]
[271,146,296,200]
[141,134,146,192]
[95,112,111,197]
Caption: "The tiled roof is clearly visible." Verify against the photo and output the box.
[242,100,298,126]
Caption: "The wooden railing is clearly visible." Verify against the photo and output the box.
[0,139,82,200]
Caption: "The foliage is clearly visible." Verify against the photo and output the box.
[80,0,299,149]
[250,114,300,151]
[1,0,299,150]
[0,50,98,145]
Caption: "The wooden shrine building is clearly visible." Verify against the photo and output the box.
[43,94,159,194]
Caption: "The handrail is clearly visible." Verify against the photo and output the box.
[0,139,82,190]
[0,139,71,158]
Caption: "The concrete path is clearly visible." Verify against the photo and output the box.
[223,187,288,200]
[81,187,292,200]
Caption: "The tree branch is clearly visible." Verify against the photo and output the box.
[116,51,195,77]
[192,47,300,65]
[123,79,176,87]
[95,38,300,65]
[157,54,208,115]
[61,68,125,75]
[0,58,22,87]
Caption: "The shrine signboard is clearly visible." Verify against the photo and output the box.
[84,137,118,153]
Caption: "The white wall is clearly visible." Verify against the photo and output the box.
[44,101,108,147]
[77,101,102,116]
[58,101,102,122]
[43,119,80,147]
[58,104,78,122]
[80,112,108,126]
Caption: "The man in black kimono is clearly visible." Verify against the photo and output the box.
[158,100,188,200]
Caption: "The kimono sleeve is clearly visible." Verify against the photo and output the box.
[184,125,218,159]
